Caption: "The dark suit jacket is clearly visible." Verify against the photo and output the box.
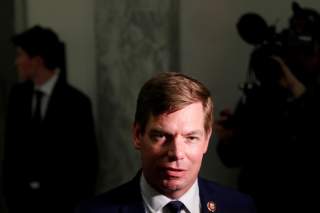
[3,77,97,213]
[76,172,256,213]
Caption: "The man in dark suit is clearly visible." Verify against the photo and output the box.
[76,72,255,213]
[3,26,97,213]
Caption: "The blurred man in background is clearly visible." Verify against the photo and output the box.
[3,26,97,213]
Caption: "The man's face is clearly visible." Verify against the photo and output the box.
[133,102,212,198]
[15,47,36,81]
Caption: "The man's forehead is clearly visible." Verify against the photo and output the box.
[146,103,205,128]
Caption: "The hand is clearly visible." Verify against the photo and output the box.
[271,56,306,97]
[215,108,235,144]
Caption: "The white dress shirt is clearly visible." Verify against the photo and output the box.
[140,173,201,213]
[32,70,59,118]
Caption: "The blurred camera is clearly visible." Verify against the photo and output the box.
[237,2,320,93]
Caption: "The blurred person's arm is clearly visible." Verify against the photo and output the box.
[272,56,306,97]
[216,108,243,168]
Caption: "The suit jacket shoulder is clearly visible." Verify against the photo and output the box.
[198,177,256,213]
[51,79,91,106]
[75,174,144,213]
[45,78,94,128]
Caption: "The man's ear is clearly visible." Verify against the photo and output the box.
[203,127,212,154]
[132,123,142,150]
[32,55,44,66]
[30,56,44,71]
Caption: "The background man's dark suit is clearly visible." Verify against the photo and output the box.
[76,172,255,213]
[3,76,97,213]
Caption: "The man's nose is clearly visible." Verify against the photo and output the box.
[167,136,185,161]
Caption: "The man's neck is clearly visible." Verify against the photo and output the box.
[33,67,56,86]
[140,174,200,213]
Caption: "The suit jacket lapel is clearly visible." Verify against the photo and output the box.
[199,178,220,213]
[25,82,34,121]
[43,75,65,123]
[119,171,145,213]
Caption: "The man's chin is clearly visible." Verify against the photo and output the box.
[158,179,191,199]
[162,179,183,191]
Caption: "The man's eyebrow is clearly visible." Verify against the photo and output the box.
[149,128,162,134]
[184,130,203,136]
[148,128,204,136]
[149,128,169,134]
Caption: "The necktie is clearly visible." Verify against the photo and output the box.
[32,90,44,126]
[28,90,44,193]
[166,200,185,213]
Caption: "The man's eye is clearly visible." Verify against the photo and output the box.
[186,136,199,143]
[151,133,166,141]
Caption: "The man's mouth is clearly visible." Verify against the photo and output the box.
[162,167,186,178]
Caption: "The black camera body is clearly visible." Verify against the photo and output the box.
[237,2,320,93]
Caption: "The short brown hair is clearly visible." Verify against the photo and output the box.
[134,72,214,134]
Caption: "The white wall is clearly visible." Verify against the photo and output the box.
[26,0,97,117]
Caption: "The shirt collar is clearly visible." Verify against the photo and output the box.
[34,69,59,96]
[140,173,200,213]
